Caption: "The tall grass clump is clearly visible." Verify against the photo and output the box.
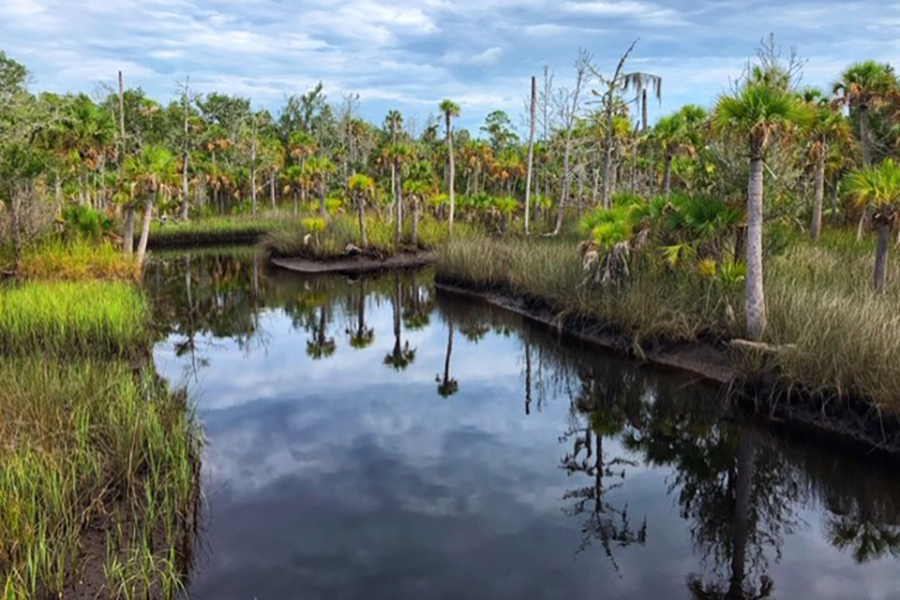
[765,238,900,409]
[436,234,743,346]
[0,359,201,599]
[18,238,140,281]
[0,281,149,355]
[264,213,477,259]
[148,214,294,248]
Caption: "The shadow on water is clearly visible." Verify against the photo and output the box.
[145,249,900,600]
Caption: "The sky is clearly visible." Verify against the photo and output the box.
[2,0,899,133]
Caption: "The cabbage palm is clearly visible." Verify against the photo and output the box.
[846,159,900,292]
[125,145,177,266]
[804,91,852,240]
[439,99,460,232]
[713,82,812,339]
[303,155,335,220]
[833,61,897,166]
[403,161,437,247]
[348,173,375,246]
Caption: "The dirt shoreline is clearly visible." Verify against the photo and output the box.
[272,252,436,274]
[435,279,900,463]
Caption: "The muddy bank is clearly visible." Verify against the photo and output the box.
[272,252,436,275]
[435,279,900,463]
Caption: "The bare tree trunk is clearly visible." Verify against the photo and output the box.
[631,143,638,194]
[875,221,890,293]
[319,180,326,220]
[524,76,537,235]
[746,156,766,340]
[553,51,590,235]
[648,144,655,198]
[136,194,154,267]
[601,43,637,209]
[810,149,826,241]
[180,78,190,221]
[250,131,258,216]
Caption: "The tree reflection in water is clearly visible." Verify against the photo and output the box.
[145,251,900,595]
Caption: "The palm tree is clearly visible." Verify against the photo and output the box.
[654,105,707,196]
[833,61,897,167]
[386,143,412,248]
[348,173,375,247]
[303,155,335,220]
[713,82,811,339]
[804,90,852,241]
[846,159,900,292]
[385,110,403,219]
[404,161,436,247]
[288,131,316,208]
[439,99,460,233]
[125,145,177,267]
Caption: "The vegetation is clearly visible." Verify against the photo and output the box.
[0,280,149,355]
[0,359,200,599]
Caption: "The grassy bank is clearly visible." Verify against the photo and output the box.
[0,239,201,598]
[0,280,149,356]
[264,213,477,260]
[436,230,900,411]
[0,359,200,599]
[148,215,291,248]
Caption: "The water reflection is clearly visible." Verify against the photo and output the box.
[145,250,900,600]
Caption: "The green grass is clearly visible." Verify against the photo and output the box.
[0,359,201,599]
[18,238,140,282]
[436,228,900,410]
[148,214,296,248]
[263,213,478,260]
[0,280,149,356]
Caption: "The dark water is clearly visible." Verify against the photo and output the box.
[146,248,900,600]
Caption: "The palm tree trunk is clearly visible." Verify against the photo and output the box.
[358,193,367,247]
[135,194,154,267]
[663,152,673,196]
[746,156,767,340]
[447,114,456,234]
[412,195,419,247]
[395,168,403,248]
[874,221,890,293]
[319,180,326,220]
[292,190,298,216]
[860,105,872,167]
[831,173,840,223]
[270,176,276,209]
[123,202,135,255]
[648,145,656,198]
[811,149,826,241]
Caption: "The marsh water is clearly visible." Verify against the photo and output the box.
[146,248,900,600]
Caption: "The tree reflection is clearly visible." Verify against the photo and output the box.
[307,304,336,359]
[346,279,374,350]
[436,321,458,397]
[560,364,648,568]
[384,273,416,370]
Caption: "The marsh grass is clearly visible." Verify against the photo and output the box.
[18,239,140,281]
[148,214,295,248]
[437,229,900,409]
[263,213,476,259]
[0,359,201,599]
[0,280,149,356]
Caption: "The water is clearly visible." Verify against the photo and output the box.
[146,249,900,600]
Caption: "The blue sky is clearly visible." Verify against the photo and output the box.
[2,0,898,133]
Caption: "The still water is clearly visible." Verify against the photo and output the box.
[146,248,900,600]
